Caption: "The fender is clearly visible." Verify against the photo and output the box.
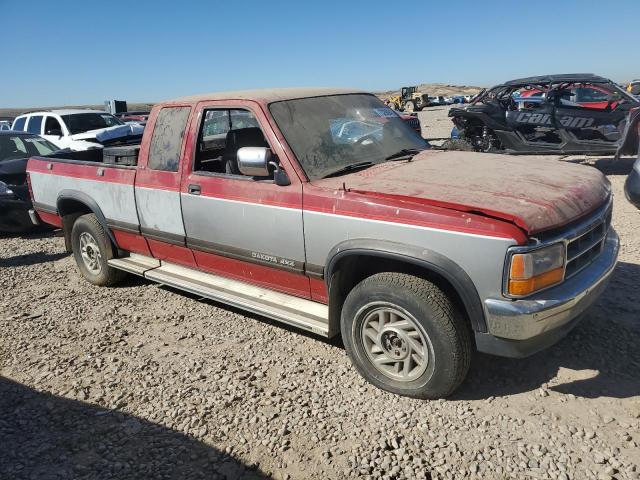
[324,239,487,333]
[56,190,118,248]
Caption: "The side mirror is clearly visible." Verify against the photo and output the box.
[46,128,62,137]
[237,147,291,186]
[237,146,272,176]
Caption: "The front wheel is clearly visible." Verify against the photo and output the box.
[341,272,471,399]
[71,213,126,286]
[403,101,415,112]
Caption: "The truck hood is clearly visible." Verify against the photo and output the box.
[70,124,144,143]
[312,150,610,234]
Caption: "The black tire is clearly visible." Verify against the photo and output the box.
[71,213,126,286]
[341,272,471,399]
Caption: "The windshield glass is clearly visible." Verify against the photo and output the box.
[62,113,124,134]
[0,134,57,162]
[269,94,428,180]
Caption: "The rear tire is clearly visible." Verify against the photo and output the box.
[341,272,471,399]
[71,214,126,286]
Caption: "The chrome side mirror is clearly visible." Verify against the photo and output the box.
[237,146,291,186]
[237,147,272,176]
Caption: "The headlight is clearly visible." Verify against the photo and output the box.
[0,181,14,197]
[506,243,565,297]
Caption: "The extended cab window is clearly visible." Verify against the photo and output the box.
[148,106,191,172]
[26,116,43,134]
[193,108,269,177]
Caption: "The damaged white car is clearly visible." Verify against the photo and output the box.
[11,109,144,151]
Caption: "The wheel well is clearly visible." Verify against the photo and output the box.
[56,198,118,254]
[327,254,472,338]
[57,199,93,252]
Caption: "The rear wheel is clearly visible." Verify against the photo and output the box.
[341,272,471,399]
[71,214,126,286]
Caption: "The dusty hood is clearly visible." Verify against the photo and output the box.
[312,150,610,234]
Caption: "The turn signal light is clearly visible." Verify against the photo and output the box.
[506,243,565,297]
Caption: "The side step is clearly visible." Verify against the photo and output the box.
[108,256,329,336]
[108,253,160,275]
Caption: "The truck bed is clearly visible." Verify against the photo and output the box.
[27,153,140,233]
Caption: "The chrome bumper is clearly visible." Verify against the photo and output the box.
[28,209,40,226]
[479,229,618,353]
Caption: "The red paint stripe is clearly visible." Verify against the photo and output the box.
[28,158,135,185]
[146,239,197,268]
[36,210,62,228]
[112,230,151,256]
[192,250,311,299]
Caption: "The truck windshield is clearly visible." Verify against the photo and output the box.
[62,113,124,134]
[269,94,428,180]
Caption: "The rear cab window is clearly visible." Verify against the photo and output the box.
[148,106,191,172]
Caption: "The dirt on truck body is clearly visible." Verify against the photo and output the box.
[26,87,618,399]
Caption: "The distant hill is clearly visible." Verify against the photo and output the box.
[377,83,483,100]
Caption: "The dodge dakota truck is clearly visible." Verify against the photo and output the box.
[26,88,619,399]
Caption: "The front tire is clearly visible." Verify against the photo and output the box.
[71,214,126,286]
[403,101,415,112]
[341,272,471,399]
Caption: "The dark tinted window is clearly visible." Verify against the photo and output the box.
[26,116,43,134]
[0,135,29,161]
[61,113,123,134]
[148,107,191,172]
[12,117,26,131]
[44,116,63,134]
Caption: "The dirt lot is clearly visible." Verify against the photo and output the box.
[1,108,639,479]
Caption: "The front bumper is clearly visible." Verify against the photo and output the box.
[476,229,619,358]
[624,165,640,209]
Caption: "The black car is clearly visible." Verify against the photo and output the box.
[0,131,59,232]
[449,73,640,154]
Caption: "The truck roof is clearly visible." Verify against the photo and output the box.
[168,87,365,105]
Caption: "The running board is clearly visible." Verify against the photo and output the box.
[108,256,329,336]
[108,254,160,275]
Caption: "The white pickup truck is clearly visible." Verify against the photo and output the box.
[11,109,143,151]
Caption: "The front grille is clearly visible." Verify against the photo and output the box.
[564,207,612,279]
[407,118,420,130]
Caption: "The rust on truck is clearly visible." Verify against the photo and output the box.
[314,150,610,235]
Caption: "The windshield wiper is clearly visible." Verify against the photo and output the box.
[322,161,376,178]
[385,148,423,161]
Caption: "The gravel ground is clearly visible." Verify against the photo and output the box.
[1,109,639,479]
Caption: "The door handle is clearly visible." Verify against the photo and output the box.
[188,184,201,195]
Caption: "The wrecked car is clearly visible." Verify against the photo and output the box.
[12,109,144,151]
[0,131,59,232]
[26,88,618,399]
[449,74,639,154]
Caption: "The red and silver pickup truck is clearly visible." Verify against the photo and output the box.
[26,88,619,398]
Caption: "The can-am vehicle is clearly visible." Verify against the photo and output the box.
[449,74,640,154]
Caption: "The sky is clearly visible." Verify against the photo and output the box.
[2,0,638,107]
